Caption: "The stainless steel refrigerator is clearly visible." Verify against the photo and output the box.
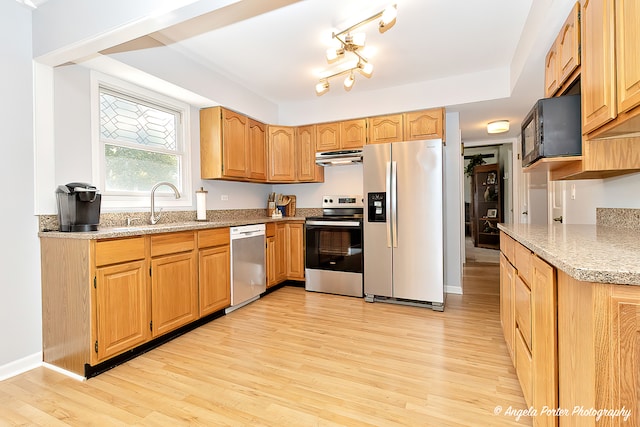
[363,139,444,310]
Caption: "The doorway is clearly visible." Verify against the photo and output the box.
[462,141,516,265]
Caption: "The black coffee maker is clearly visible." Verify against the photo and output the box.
[56,182,102,232]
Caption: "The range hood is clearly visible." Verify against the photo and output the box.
[315,150,363,166]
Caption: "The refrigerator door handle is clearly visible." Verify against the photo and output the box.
[391,160,398,248]
[385,161,392,248]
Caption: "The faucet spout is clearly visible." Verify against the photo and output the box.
[150,182,181,225]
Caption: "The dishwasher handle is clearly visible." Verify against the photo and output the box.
[231,230,265,239]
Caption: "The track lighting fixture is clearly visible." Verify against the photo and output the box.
[315,4,397,95]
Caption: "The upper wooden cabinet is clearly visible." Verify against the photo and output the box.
[615,0,640,115]
[403,108,445,141]
[582,0,640,136]
[529,0,640,180]
[200,107,266,181]
[267,125,296,182]
[316,122,340,152]
[581,0,616,134]
[544,45,559,98]
[316,119,367,152]
[248,119,267,181]
[368,114,404,144]
[340,119,367,149]
[545,3,580,98]
[296,125,324,182]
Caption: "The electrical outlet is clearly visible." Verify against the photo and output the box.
[221,195,228,201]
[571,184,576,200]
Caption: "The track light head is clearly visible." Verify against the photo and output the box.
[315,81,330,96]
[358,62,374,78]
[379,5,398,33]
[344,73,355,91]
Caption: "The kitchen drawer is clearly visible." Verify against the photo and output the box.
[500,232,515,264]
[151,231,196,257]
[95,237,146,267]
[198,227,230,249]
[514,275,532,351]
[515,326,533,407]
[265,222,276,238]
[514,242,533,285]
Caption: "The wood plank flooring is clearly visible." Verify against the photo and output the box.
[0,262,531,426]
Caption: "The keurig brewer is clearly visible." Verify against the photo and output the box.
[56,182,102,232]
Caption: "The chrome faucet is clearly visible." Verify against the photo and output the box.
[150,182,181,225]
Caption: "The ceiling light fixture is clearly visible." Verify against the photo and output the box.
[315,4,397,96]
[487,120,510,134]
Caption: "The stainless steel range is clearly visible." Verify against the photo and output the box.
[305,195,364,297]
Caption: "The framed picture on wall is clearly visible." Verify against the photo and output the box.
[486,172,496,184]
[487,208,497,218]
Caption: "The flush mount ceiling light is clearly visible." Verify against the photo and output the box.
[315,4,398,96]
[487,120,510,134]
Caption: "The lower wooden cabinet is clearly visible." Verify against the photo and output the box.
[266,234,277,288]
[41,222,303,377]
[286,222,305,280]
[500,231,558,427]
[151,251,198,337]
[95,259,149,362]
[558,272,640,426]
[499,252,516,364]
[275,223,287,283]
[150,232,198,337]
[266,221,304,287]
[198,228,231,316]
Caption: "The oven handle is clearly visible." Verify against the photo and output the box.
[305,220,362,227]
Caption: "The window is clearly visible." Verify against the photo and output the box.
[93,74,191,209]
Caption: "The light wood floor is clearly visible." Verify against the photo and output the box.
[0,263,530,426]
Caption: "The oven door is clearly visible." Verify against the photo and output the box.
[305,221,363,273]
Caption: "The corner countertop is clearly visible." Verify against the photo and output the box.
[498,223,640,285]
[38,216,307,240]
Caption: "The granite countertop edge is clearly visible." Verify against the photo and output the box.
[38,216,307,240]
[498,223,640,286]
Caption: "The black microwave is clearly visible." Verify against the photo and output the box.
[521,94,582,167]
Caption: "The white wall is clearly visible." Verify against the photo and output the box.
[50,64,272,214]
[0,2,42,377]
[272,165,364,208]
[54,65,93,186]
[444,113,463,294]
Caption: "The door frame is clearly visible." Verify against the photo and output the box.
[461,138,519,263]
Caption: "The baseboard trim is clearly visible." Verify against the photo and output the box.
[42,362,86,382]
[0,352,42,381]
[445,285,463,295]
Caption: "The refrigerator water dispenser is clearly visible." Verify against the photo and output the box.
[367,192,386,222]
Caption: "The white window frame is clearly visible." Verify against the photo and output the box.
[91,72,192,210]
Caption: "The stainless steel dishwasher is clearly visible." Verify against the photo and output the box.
[226,224,266,313]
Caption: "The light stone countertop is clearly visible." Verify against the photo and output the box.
[38,216,307,240]
[498,223,640,285]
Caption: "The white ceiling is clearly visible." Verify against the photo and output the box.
[149,0,557,143]
[45,0,575,144]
